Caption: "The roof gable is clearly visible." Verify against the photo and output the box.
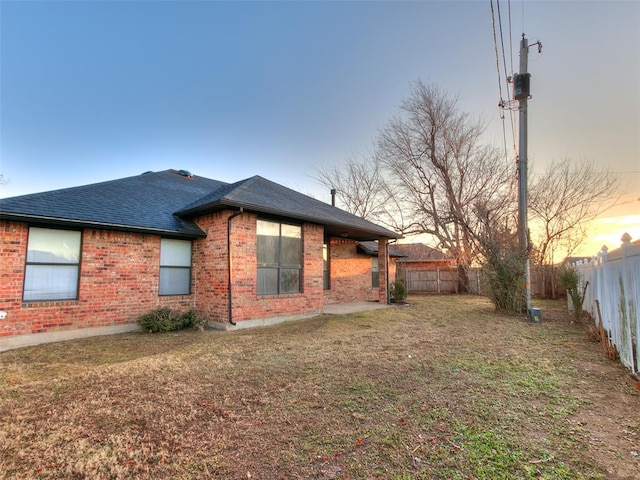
[178,175,398,240]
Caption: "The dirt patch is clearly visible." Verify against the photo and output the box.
[1,295,638,479]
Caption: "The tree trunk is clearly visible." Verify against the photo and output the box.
[457,262,470,293]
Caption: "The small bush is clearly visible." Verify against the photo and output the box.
[482,247,527,314]
[390,278,407,304]
[182,308,209,331]
[557,266,588,323]
[137,307,206,333]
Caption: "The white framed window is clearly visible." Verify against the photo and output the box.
[372,257,379,288]
[23,227,82,301]
[159,239,192,295]
[323,243,330,290]
[257,220,302,295]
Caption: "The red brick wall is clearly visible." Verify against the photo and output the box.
[0,215,328,336]
[323,238,380,304]
[0,221,193,337]
[192,211,324,323]
[389,259,397,284]
[0,221,28,332]
[1,218,391,338]
[238,220,324,322]
[191,211,231,322]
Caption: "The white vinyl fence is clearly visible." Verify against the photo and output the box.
[572,234,640,373]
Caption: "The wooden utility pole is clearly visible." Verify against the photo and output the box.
[514,33,541,314]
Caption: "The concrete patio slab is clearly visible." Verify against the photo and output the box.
[323,302,392,315]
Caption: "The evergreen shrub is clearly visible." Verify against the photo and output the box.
[137,307,206,333]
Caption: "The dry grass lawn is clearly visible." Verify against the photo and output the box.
[1,295,638,479]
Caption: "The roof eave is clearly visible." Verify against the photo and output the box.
[0,212,206,239]
[175,198,243,217]
[177,200,400,240]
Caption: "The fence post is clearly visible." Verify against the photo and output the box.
[599,247,607,328]
[593,249,603,321]
[620,233,636,373]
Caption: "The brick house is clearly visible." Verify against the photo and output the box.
[394,243,455,270]
[0,169,399,347]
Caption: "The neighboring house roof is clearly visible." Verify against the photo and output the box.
[357,241,406,258]
[0,169,398,241]
[393,243,451,262]
[561,256,592,266]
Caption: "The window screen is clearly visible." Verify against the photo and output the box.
[24,227,81,301]
[323,243,330,290]
[159,239,192,295]
[372,257,379,288]
[257,220,302,295]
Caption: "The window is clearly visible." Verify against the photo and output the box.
[372,257,379,288]
[323,243,330,290]
[257,220,302,295]
[159,239,192,295]
[24,227,82,301]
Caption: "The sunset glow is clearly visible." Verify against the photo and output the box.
[576,214,640,257]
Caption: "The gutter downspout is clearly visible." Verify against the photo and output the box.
[227,208,244,325]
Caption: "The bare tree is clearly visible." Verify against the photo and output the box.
[377,81,513,291]
[316,82,620,301]
[529,158,620,266]
[315,152,406,230]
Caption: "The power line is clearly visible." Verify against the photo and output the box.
[496,0,517,149]
[490,1,509,160]
[491,0,519,205]
[491,1,518,163]
[508,0,514,77]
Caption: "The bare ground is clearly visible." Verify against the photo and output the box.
[0,295,638,479]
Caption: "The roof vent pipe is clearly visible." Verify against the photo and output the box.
[331,188,336,207]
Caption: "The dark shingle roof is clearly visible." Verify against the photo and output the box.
[0,170,399,240]
[0,170,226,237]
[176,175,398,240]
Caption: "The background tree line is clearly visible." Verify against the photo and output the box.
[317,81,619,312]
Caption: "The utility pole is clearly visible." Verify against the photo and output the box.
[513,33,541,316]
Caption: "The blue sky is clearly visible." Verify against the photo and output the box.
[1,1,639,252]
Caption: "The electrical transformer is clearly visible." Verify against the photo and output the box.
[513,73,531,100]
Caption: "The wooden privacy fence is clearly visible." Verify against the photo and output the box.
[400,267,559,298]
[572,235,640,374]
[401,268,459,294]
